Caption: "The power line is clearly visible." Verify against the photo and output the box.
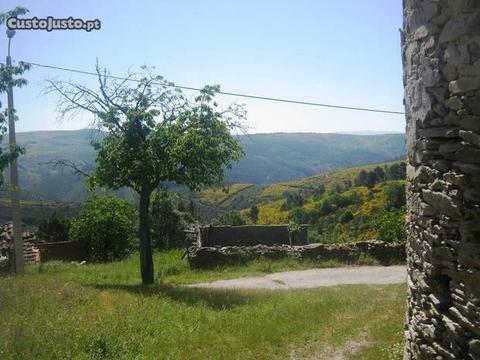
[25,61,405,115]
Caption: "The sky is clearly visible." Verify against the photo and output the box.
[1,0,405,134]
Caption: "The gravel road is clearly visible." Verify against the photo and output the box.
[189,265,407,290]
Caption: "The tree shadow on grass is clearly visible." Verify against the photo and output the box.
[86,283,267,310]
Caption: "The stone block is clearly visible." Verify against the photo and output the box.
[449,77,480,94]
[422,189,462,218]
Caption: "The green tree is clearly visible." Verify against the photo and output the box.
[249,205,259,224]
[151,191,192,249]
[384,182,406,210]
[373,208,406,243]
[385,162,406,180]
[37,211,70,243]
[70,196,137,262]
[47,66,244,284]
[0,6,29,24]
[339,210,354,224]
[0,6,30,184]
[281,191,304,210]
[289,207,309,224]
[366,171,377,188]
[318,199,333,216]
[355,170,369,187]
[213,210,245,226]
[373,166,386,182]
[313,184,325,198]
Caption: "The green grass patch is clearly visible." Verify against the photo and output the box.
[0,251,406,359]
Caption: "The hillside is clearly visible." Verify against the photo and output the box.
[0,160,407,243]
[1,130,405,202]
[195,161,407,243]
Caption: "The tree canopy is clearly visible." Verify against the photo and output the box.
[47,65,245,284]
[0,60,30,185]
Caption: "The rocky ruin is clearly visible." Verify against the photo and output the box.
[0,222,40,272]
[402,1,480,358]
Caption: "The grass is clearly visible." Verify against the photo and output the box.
[0,251,406,359]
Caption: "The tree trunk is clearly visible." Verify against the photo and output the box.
[403,1,480,358]
[139,187,154,285]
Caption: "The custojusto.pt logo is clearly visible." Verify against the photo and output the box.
[7,16,101,32]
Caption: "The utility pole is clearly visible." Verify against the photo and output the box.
[6,28,23,274]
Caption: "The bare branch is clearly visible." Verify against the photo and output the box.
[40,159,92,177]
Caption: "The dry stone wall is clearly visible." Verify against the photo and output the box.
[197,225,308,247]
[187,241,405,268]
[402,1,480,358]
[0,223,40,273]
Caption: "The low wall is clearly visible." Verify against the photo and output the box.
[187,241,405,268]
[0,223,41,266]
[198,225,308,247]
[38,241,88,262]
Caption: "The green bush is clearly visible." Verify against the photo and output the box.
[37,211,71,242]
[151,191,193,250]
[383,182,406,210]
[289,207,309,224]
[339,210,354,224]
[373,208,406,243]
[212,210,245,226]
[70,196,137,262]
[249,205,259,223]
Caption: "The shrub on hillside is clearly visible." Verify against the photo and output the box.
[383,182,406,210]
[151,191,193,249]
[339,210,354,224]
[37,211,70,242]
[289,207,309,224]
[70,196,137,262]
[212,210,245,226]
[280,191,304,210]
[373,208,406,243]
[249,205,259,224]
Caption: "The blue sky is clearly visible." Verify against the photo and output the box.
[2,0,405,133]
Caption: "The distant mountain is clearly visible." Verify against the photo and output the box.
[1,130,405,202]
[231,132,405,184]
[338,130,404,135]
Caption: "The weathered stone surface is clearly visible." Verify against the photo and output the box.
[456,145,480,163]
[403,1,480,358]
[439,141,462,154]
[422,189,462,218]
[0,222,41,273]
[459,130,480,147]
[450,77,480,94]
[443,171,469,187]
[445,96,463,110]
[468,339,480,356]
[454,115,480,131]
[418,127,459,138]
[464,93,480,115]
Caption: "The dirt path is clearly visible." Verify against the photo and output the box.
[189,265,406,290]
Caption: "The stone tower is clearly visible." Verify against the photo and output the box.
[402,0,480,358]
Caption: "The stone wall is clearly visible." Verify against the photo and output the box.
[403,1,480,358]
[0,223,40,273]
[187,241,405,268]
[197,225,308,247]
